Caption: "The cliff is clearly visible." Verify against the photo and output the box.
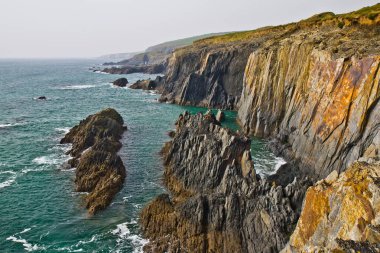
[157,4,380,180]
[60,108,127,214]
[282,162,380,252]
[139,4,380,252]
[140,112,311,252]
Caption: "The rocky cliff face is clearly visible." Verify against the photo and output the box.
[61,108,127,214]
[140,112,311,252]
[159,5,380,113]
[282,162,380,252]
[238,24,380,180]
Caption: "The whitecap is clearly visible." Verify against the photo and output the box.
[33,155,61,165]
[21,168,46,174]
[93,70,109,74]
[273,157,287,172]
[19,228,32,234]
[58,84,98,90]
[74,235,97,247]
[6,236,44,252]
[112,220,148,253]
[0,171,17,189]
[55,127,71,134]
[0,122,24,129]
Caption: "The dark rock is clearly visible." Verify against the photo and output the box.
[112,78,128,87]
[102,63,166,75]
[60,108,126,214]
[37,96,46,100]
[140,112,311,252]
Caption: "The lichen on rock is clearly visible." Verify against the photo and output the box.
[283,162,380,252]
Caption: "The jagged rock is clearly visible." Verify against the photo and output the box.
[60,108,126,214]
[112,78,128,87]
[216,109,225,122]
[282,162,380,252]
[140,112,311,252]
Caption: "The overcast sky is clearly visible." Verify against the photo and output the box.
[0,0,378,58]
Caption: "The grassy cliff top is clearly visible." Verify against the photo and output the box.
[193,3,380,46]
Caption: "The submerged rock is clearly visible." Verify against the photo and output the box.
[283,162,380,252]
[112,77,128,87]
[140,112,310,252]
[60,108,126,214]
[37,96,46,100]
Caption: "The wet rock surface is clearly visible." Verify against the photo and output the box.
[140,112,311,252]
[283,162,380,252]
[60,108,126,214]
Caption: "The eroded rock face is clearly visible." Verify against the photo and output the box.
[60,108,126,214]
[282,162,380,252]
[140,112,311,252]
[238,29,380,180]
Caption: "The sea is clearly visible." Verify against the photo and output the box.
[0,59,285,252]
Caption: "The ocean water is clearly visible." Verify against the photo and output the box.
[0,59,284,252]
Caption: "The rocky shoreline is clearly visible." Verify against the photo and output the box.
[140,111,311,252]
[60,108,127,214]
[136,4,380,253]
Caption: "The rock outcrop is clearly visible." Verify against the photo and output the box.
[60,108,127,214]
[129,76,164,91]
[102,63,166,75]
[112,77,128,87]
[140,112,311,252]
[282,162,380,252]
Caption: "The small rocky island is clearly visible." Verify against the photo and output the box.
[60,108,127,214]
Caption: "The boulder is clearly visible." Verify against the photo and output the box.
[112,78,128,87]
[37,96,46,100]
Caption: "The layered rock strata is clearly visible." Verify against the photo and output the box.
[238,25,380,180]
[60,108,127,214]
[140,112,311,252]
[282,162,380,252]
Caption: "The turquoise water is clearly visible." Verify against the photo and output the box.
[0,59,282,252]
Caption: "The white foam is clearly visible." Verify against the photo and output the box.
[112,220,148,253]
[20,228,32,234]
[6,236,44,252]
[60,84,98,90]
[0,123,24,129]
[0,171,17,189]
[33,155,61,165]
[55,127,71,134]
[273,157,287,172]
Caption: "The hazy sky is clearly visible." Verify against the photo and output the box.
[0,0,378,58]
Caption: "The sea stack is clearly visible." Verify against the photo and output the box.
[60,108,127,214]
[140,111,310,252]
